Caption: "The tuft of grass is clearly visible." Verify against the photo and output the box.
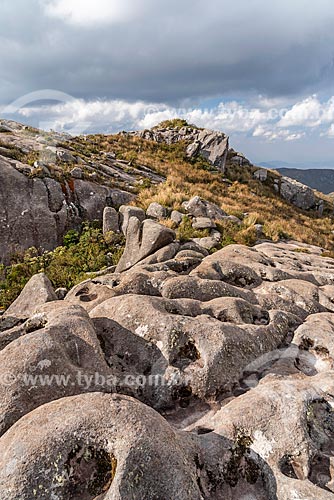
[152,118,198,130]
[243,212,263,227]
[291,247,311,254]
[263,222,291,242]
[176,216,210,242]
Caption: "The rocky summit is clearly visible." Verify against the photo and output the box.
[1,119,334,499]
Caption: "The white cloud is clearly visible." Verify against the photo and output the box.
[323,124,334,137]
[9,94,334,142]
[14,98,274,136]
[278,95,334,128]
[278,96,322,127]
[285,132,305,141]
[43,0,138,25]
[252,126,303,142]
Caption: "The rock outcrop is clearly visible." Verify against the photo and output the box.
[133,125,230,172]
[116,217,175,272]
[253,167,320,211]
[0,155,134,264]
[275,175,317,210]
[2,232,334,498]
[3,273,57,321]
[0,121,165,263]
[0,119,328,265]
[182,195,227,219]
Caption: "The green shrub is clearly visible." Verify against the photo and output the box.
[63,229,80,248]
[0,224,125,310]
[176,216,210,242]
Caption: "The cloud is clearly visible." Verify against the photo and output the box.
[43,0,138,25]
[1,0,334,106]
[323,124,334,138]
[11,97,273,135]
[5,93,332,145]
[277,95,334,130]
[278,96,323,128]
[252,126,305,142]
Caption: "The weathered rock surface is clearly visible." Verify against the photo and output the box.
[171,209,185,225]
[0,392,276,500]
[2,239,334,498]
[0,155,134,263]
[3,273,57,321]
[133,125,230,172]
[1,120,334,499]
[102,206,119,234]
[118,205,146,235]
[192,216,216,229]
[182,195,227,219]
[0,122,173,263]
[146,201,168,219]
[275,176,317,210]
[116,217,175,272]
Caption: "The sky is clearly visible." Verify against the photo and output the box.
[1,0,334,164]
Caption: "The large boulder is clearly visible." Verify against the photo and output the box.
[182,196,227,219]
[0,392,275,500]
[3,273,57,321]
[102,206,119,234]
[188,128,229,172]
[118,205,146,235]
[116,217,176,272]
[133,126,229,172]
[275,176,316,210]
[0,302,110,436]
[0,156,134,264]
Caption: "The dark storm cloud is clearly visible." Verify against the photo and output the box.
[1,0,334,106]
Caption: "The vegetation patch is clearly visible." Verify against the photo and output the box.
[0,224,124,310]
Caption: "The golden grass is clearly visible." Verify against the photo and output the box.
[68,133,334,251]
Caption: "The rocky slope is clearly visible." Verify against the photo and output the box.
[0,120,162,263]
[131,124,230,172]
[1,197,334,499]
[0,119,329,264]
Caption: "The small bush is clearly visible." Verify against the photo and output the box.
[0,224,125,310]
[63,230,80,248]
[176,216,210,242]
[235,226,258,246]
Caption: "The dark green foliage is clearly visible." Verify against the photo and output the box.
[176,216,210,242]
[0,224,125,310]
[63,229,80,248]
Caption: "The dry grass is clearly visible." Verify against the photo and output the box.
[67,132,334,251]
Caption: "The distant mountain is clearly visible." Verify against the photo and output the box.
[277,168,334,194]
[259,160,334,170]
[259,161,334,194]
